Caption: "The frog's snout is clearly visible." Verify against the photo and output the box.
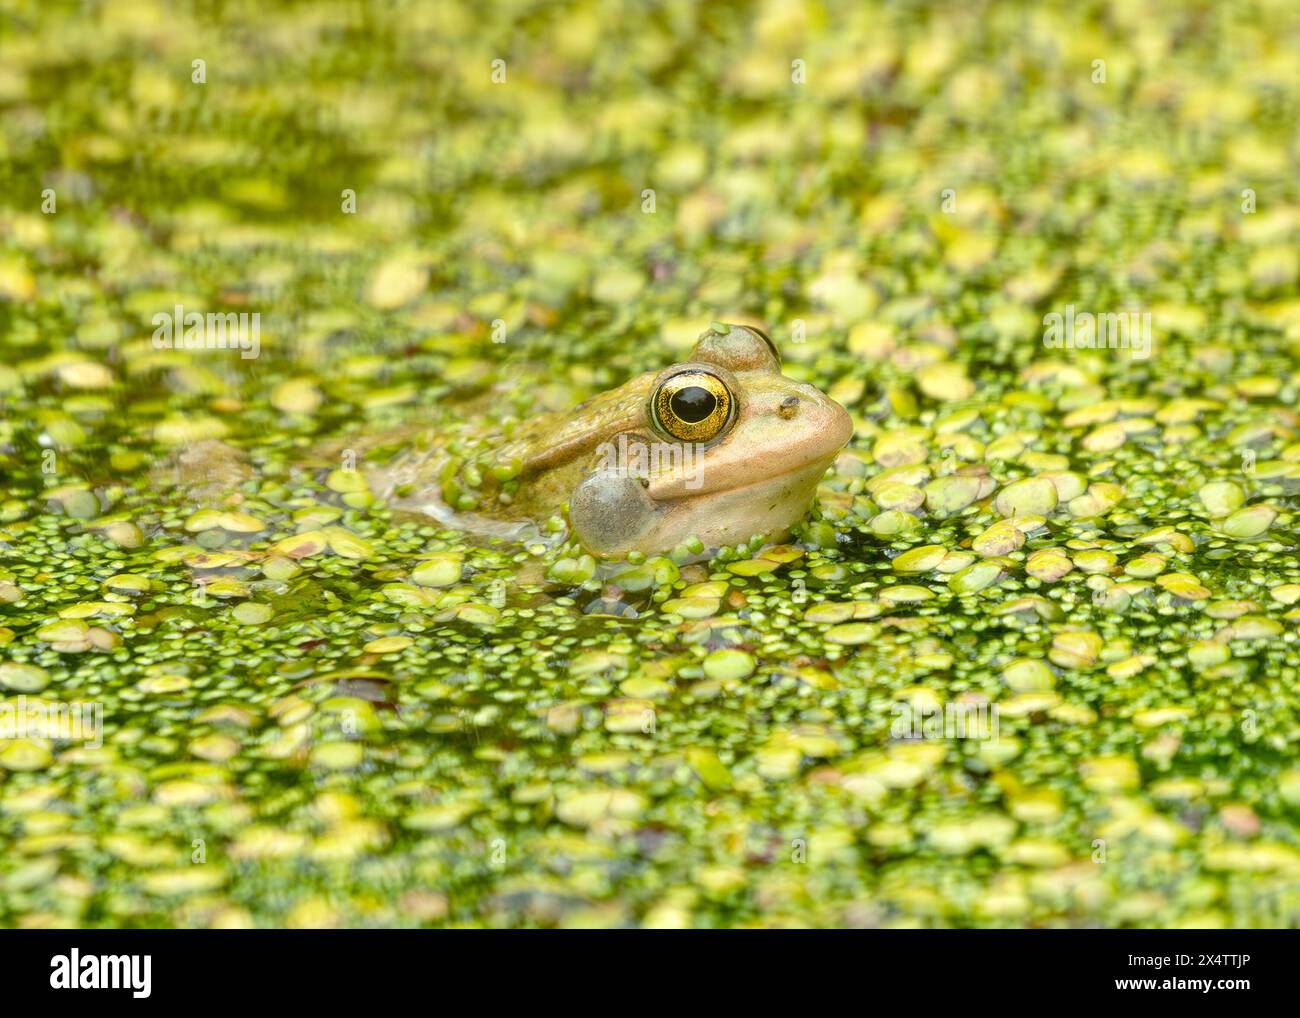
[782,382,854,458]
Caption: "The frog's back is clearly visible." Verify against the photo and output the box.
[353,370,655,522]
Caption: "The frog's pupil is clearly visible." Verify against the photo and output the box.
[671,385,716,424]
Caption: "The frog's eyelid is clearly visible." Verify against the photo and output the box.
[747,326,781,365]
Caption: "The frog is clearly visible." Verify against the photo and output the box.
[365,323,853,557]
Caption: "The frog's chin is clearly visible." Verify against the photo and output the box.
[660,456,835,548]
[579,455,835,558]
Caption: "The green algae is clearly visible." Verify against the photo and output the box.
[2,0,1300,930]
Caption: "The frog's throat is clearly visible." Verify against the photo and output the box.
[568,470,659,558]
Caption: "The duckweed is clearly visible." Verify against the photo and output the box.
[1,0,1299,931]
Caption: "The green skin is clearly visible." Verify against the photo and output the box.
[365,325,854,557]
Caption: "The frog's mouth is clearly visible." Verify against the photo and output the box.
[643,450,841,504]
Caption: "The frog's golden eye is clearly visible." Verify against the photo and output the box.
[651,370,735,443]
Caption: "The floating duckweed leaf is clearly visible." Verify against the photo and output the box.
[893,545,947,573]
[203,577,250,598]
[823,622,878,645]
[604,698,654,733]
[271,379,324,414]
[153,416,230,445]
[555,788,647,827]
[1073,549,1118,573]
[662,596,720,618]
[323,527,375,560]
[1221,504,1277,539]
[269,529,330,558]
[1002,658,1055,692]
[138,675,192,694]
[1188,640,1230,669]
[994,477,1058,518]
[701,649,755,680]
[103,573,151,594]
[189,734,240,762]
[1050,630,1101,669]
[367,255,429,309]
[759,545,804,564]
[183,550,250,569]
[1107,653,1157,679]
[0,740,53,771]
[450,602,499,626]
[1156,573,1211,600]
[231,602,273,625]
[924,475,983,515]
[1068,483,1125,518]
[35,619,89,643]
[218,511,266,533]
[62,601,134,624]
[1199,481,1245,517]
[1025,548,1072,582]
[326,469,369,494]
[363,635,412,653]
[1134,706,1193,728]
[998,691,1062,717]
[59,360,115,388]
[804,602,853,624]
[971,522,1024,557]
[916,361,975,402]
[229,827,310,860]
[310,742,364,770]
[141,868,228,896]
[929,814,1017,855]
[879,585,934,603]
[412,554,463,587]
[1218,616,1283,640]
[0,662,50,692]
[726,558,777,577]
[1042,471,1086,502]
[619,674,672,699]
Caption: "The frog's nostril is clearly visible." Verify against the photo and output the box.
[778,396,800,420]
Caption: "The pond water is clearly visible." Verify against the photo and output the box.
[1,0,1299,927]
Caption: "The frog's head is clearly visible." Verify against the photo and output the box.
[570,323,854,557]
